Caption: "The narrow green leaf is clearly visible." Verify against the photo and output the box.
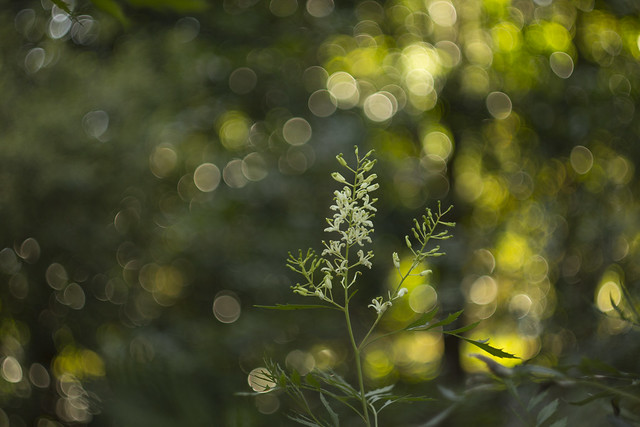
[548,418,568,427]
[568,392,611,405]
[404,307,439,330]
[287,414,323,427]
[291,370,301,387]
[305,373,321,389]
[418,403,458,427]
[445,321,480,335]
[91,0,130,25]
[319,393,339,427]
[127,0,209,12]
[50,0,73,15]
[438,385,462,402]
[255,304,339,311]
[527,389,550,412]
[454,336,519,359]
[410,310,464,331]
[536,399,559,427]
[365,384,395,398]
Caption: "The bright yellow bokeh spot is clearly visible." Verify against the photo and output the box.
[364,349,394,379]
[53,345,105,379]
[491,22,522,52]
[596,267,624,313]
[393,332,443,379]
[597,281,622,312]
[345,47,385,78]
[542,22,572,52]
[495,232,531,273]
[402,42,442,77]
[477,175,508,210]
[217,111,250,150]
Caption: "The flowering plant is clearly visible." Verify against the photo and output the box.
[251,148,516,426]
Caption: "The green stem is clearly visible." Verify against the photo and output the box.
[344,298,370,426]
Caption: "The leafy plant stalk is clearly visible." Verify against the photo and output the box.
[253,148,517,426]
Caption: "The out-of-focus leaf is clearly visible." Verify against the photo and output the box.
[255,304,339,311]
[536,398,559,426]
[312,370,359,398]
[305,373,321,389]
[287,414,323,427]
[548,418,568,427]
[91,0,130,26]
[365,384,395,398]
[319,393,339,427]
[418,402,459,427]
[568,392,610,405]
[126,0,208,12]
[527,389,550,412]
[292,370,301,387]
[50,0,73,15]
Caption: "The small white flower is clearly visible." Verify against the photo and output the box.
[368,297,391,315]
[419,269,432,276]
[357,250,373,269]
[397,287,408,298]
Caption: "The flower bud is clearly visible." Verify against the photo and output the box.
[405,235,412,248]
[419,269,432,276]
[397,287,408,297]
[336,154,347,167]
[323,275,332,290]
[392,252,400,269]
[331,172,347,184]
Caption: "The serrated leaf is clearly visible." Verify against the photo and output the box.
[319,393,339,427]
[536,398,559,426]
[454,336,519,359]
[527,389,550,412]
[255,304,339,311]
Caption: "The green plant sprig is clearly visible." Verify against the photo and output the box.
[254,148,517,426]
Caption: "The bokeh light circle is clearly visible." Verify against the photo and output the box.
[486,91,512,119]
[549,52,574,79]
[194,163,221,192]
[283,117,312,145]
[213,292,241,323]
[248,367,276,392]
[570,145,593,174]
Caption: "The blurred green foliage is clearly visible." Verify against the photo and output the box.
[1,0,640,425]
